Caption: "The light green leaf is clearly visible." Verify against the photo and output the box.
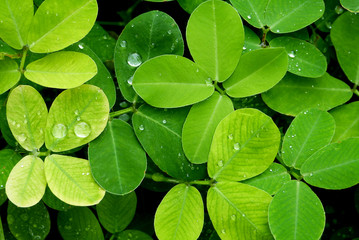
[116,230,153,240]
[45,154,105,206]
[24,51,97,89]
[268,181,325,240]
[7,201,50,240]
[330,101,359,142]
[114,11,184,102]
[58,207,104,240]
[0,149,21,190]
[182,92,233,164]
[341,0,359,12]
[207,182,272,240]
[155,184,204,240]
[133,55,214,108]
[96,192,137,233]
[45,84,109,152]
[229,0,267,28]
[186,0,244,82]
[282,109,335,169]
[27,0,98,53]
[301,138,359,190]
[0,0,33,49]
[270,37,327,78]
[0,39,19,59]
[243,163,291,195]
[6,85,47,151]
[223,48,288,98]
[177,0,208,13]
[88,119,146,195]
[132,104,207,180]
[262,73,353,116]
[208,108,280,181]
[0,58,21,95]
[242,26,261,54]
[331,12,359,84]
[265,0,325,33]
[5,155,46,207]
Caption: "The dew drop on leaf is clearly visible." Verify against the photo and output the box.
[139,125,144,131]
[228,134,233,140]
[247,15,252,19]
[231,215,236,221]
[127,76,133,85]
[120,40,127,48]
[74,122,91,138]
[221,229,226,234]
[162,119,167,124]
[218,160,224,167]
[18,134,27,143]
[7,215,14,224]
[334,5,343,14]
[233,142,240,151]
[52,123,67,139]
[288,51,296,58]
[127,53,142,67]
[205,78,213,86]
[78,43,84,49]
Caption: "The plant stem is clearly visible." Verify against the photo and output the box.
[146,173,214,186]
[109,106,134,118]
[354,89,359,97]
[214,82,225,95]
[261,28,270,47]
[289,168,303,181]
[188,179,214,186]
[19,46,29,74]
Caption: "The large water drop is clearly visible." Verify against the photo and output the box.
[127,53,142,67]
[52,123,67,139]
[74,122,91,138]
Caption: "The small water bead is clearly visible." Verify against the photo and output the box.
[288,51,296,58]
[233,142,240,151]
[21,165,24,168]
[74,122,91,138]
[221,229,226,234]
[247,15,252,19]
[218,160,224,167]
[24,119,27,124]
[205,78,213,86]
[127,76,133,85]
[127,53,142,67]
[162,119,167,124]
[78,43,84,49]
[231,215,236,221]
[52,123,67,138]
[298,68,302,71]
[16,123,20,128]
[334,5,343,14]
[167,30,172,35]
[120,40,127,48]
[243,46,246,50]
[18,134,27,143]
[76,116,81,121]
[139,125,144,131]
[228,134,233,140]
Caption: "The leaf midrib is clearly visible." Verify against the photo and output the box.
[108,121,124,192]
[173,186,189,240]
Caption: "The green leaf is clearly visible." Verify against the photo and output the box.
[330,101,359,142]
[5,155,46,207]
[67,42,116,108]
[132,105,207,180]
[262,73,353,116]
[229,0,267,28]
[58,207,104,240]
[0,215,4,240]
[0,39,19,59]
[301,138,359,190]
[0,97,16,147]
[177,0,208,13]
[270,37,327,78]
[88,119,147,195]
[116,230,153,240]
[114,11,184,102]
[242,26,261,54]
[0,0,33,49]
[341,0,359,12]
[182,92,233,164]
[24,51,97,89]
[0,149,21,190]
[133,55,214,108]
[0,190,6,207]
[42,187,72,211]
[0,58,21,95]
[243,163,291,195]
[6,85,47,151]
[186,0,244,82]
[155,184,204,240]
[265,0,325,33]
[208,108,280,181]
[44,154,105,206]
[223,48,288,98]
[27,0,98,53]
[7,201,50,240]
[282,109,335,169]
[331,12,359,84]
[45,84,109,152]
[207,182,272,240]
[268,181,325,240]
[314,0,341,33]
[96,192,137,233]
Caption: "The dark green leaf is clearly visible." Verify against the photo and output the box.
[42,187,72,211]
[0,149,21,190]
[177,0,208,13]
[116,230,153,240]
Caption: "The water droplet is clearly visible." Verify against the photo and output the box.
[18,134,27,143]
[127,76,133,85]
[309,173,313,177]
[289,145,293,149]
[74,110,79,115]
[205,78,213,86]
[218,160,224,167]
[162,119,167,124]
[52,123,67,138]
[139,125,144,131]
[334,5,343,14]
[167,30,172,34]
[16,123,20,128]
[233,142,240,151]
[64,225,72,230]
[178,153,181,157]
[127,53,142,67]
[288,50,296,58]
[242,213,246,217]
[21,165,24,168]
[78,43,84,49]
[37,111,41,116]
[243,46,246,50]
[269,168,273,172]
[221,229,226,234]
[247,15,252,19]
[276,29,280,33]
[325,22,332,29]
[74,122,91,138]
[231,215,236,221]
[20,213,29,221]
[228,134,233,140]
[120,40,127,48]
[298,68,302,71]
[23,119,27,124]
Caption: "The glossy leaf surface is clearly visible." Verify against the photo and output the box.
[6,155,46,207]
[340,0,359,12]
[242,26,261,54]
[0,58,21,95]
[155,184,204,240]
[45,84,109,152]
[223,48,288,98]
[270,37,327,78]
[114,11,184,102]
[6,85,47,151]
[133,55,214,108]
[28,0,98,53]
[282,109,335,169]
[208,108,280,181]
[301,138,359,190]
[182,92,233,164]
[0,0,33,49]
[262,73,352,116]
[96,192,137,233]
[207,182,272,240]
[186,0,244,82]
[132,104,207,180]
[44,155,105,206]
[268,181,325,240]
[229,0,267,28]
[89,119,146,195]
[25,51,97,89]
[177,0,208,13]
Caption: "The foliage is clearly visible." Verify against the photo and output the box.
[0,0,359,239]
